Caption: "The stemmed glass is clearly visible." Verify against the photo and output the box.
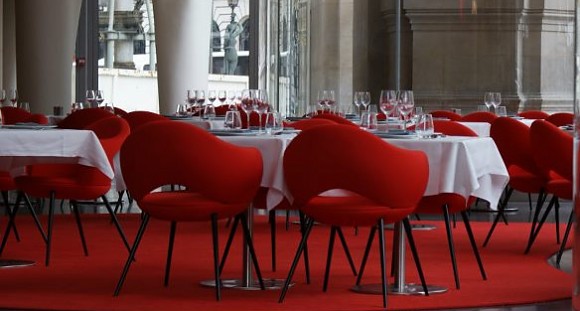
[255,90,270,133]
[397,90,415,130]
[353,92,362,117]
[491,92,501,114]
[379,90,398,120]
[186,90,197,116]
[483,92,494,112]
[208,90,217,107]
[196,90,206,119]
[95,90,105,107]
[317,90,328,113]
[0,90,6,106]
[241,89,256,129]
[9,89,18,107]
[217,90,227,107]
[325,90,336,113]
[86,90,95,108]
[359,91,371,112]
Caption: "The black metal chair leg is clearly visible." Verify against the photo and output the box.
[556,209,574,266]
[114,214,150,296]
[164,221,177,287]
[527,193,549,248]
[279,218,314,303]
[219,216,240,273]
[483,186,514,247]
[525,196,556,254]
[336,227,357,276]
[21,193,47,243]
[356,225,376,286]
[44,191,57,266]
[377,219,388,309]
[101,195,131,253]
[70,201,89,256]
[323,226,337,292]
[461,211,487,280]
[299,212,311,284]
[442,206,460,289]
[113,190,125,215]
[402,218,429,296]
[210,214,221,301]
[1,191,19,242]
[239,211,266,290]
[0,192,23,255]
[554,198,560,244]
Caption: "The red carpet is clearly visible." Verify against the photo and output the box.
[0,214,572,311]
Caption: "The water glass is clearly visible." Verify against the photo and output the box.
[477,105,489,112]
[176,104,189,117]
[416,114,434,138]
[360,111,378,130]
[71,102,84,113]
[265,111,284,135]
[18,102,30,112]
[224,110,242,129]
[203,102,216,120]
[496,106,507,117]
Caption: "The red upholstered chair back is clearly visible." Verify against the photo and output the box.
[85,116,130,166]
[490,117,539,174]
[0,106,48,125]
[57,108,114,129]
[517,110,549,119]
[459,111,498,123]
[283,124,428,209]
[433,120,477,136]
[430,110,462,121]
[120,121,262,205]
[545,112,574,127]
[311,113,357,126]
[530,120,573,181]
[122,111,169,132]
[215,105,230,116]
[287,118,337,130]
[113,107,129,118]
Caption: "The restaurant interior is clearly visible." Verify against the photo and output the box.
[0,0,578,310]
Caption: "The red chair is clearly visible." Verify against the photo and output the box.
[0,106,48,125]
[286,118,337,131]
[113,121,265,301]
[430,110,462,121]
[113,107,129,118]
[278,124,429,308]
[312,113,358,126]
[545,112,574,127]
[483,117,548,248]
[56,108,114,129]
[517,110,549,119]
[459,111,498,123]
[526,120,573,255]
[122,111,169,132]
[3,117,131,266]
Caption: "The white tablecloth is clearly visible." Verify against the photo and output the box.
[459,122,491,137]
[0,128,114,179]
[215,134,509,211]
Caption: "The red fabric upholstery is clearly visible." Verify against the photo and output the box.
[56,108,114,129]
[545,112,574,127]
[122,111,169,132]
[113,107,128,118]
[530,120,573,187]
[433,120,477,136]
[459,111,498,123]
[284,124,428,227]
[517,110,549,119]
[311,113,357,126]
[286,118,337,131]
[0,106,48,125]
[215,105,230,116]
[0,171,15,191]
[430,110,462,121]
[120,121,263,220]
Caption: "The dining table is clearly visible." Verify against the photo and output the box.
[0,125,114,268]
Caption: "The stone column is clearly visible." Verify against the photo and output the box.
[402,0,574,113]
[113,0,139,69]
[15,0,82,114]
[2,0,17,90]
[153,0,212,115]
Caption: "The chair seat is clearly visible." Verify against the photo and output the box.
[0,172,15,190]
[508,165,545,193]
[302,195,414,227]
[545,179,572,200]
[416,193,472,214]
[140,191,250,221]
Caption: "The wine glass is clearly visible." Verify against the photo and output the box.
[397,90,414,130]
[9,89,18,107]
[491,92,502,114]
[71,102,84,113]
[186,90,197,115]
[217,90,227,107]
[95,90,105,107]
[317,90,328,113]
[265,111,283,135]
[255,89,270,133]
[379,90,398,120]
[85,90,95,108]
[359,91,371,112]
[196,90,206,119]
[325,90,336,113]
[208,90,217,107]
[483,92,494,112]
[240,89,256,129]
[0,90,6,106]
[353,92,362,117]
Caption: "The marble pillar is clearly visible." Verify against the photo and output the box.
[15,0,82,114]
[401,0,574,113]
[153,0,212,115]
